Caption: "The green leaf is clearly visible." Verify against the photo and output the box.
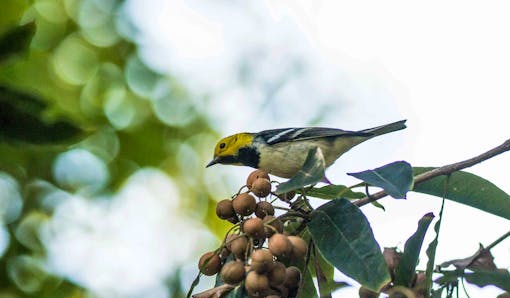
[302,228,335,281]
[297,267,319,298]
[0,22,35,62]
[308,198,391,292]
[348,161,413,199]
[464,270,510,292]
[394,213,435,287]
[436,270,510,292]
[0,86,83,144]
[276,147,325,194]
[370,200,386,211]
[413,167,510,220]
[302,184,365,200]
[319,281,350,297]
[425,197,446,297]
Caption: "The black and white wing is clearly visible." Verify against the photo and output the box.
[256,127,371,145]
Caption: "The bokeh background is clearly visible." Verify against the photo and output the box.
[0,0,508,297]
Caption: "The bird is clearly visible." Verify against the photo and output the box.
[206,120,406,178]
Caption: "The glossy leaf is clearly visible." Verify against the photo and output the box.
[348,161,413,199]
[413,167,510,220]
[308,198,390,292]
[276,147,325,194]
[0,86,83,144]
[0,22,35,61]
[394,213,435,287]
[302,184,365,200]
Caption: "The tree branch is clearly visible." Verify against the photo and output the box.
[354,138,510,207]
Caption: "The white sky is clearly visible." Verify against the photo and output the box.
[90,0,510,297]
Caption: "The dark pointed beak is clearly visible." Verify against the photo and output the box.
[206,157,219,168]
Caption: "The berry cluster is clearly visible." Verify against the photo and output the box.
[197,170,308,298]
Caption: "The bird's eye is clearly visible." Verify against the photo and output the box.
[219,142,226,149]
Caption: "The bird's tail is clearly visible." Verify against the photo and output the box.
[362,119,407,136]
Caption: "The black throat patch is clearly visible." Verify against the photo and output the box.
[237,146,260,168]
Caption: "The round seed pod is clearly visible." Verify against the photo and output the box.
[267,261,286,286]
[243,217,265,239]
[255,201,275,218]
[232,193,256,216]
[216,199,236,220]
[245,271,270,297]
[220,260,245,285]
[251,178,271,197]
[229,235,249,260]
[198,251,221,276]
[262,215,283,238]
[247,170,270,189]
[288,236,308,260]
[283,266,301,289]
[268,233,292,258]
[250,249,274,273]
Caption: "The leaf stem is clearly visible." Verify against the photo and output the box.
[355,138,510,207]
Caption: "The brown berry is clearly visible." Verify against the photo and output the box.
[220,260,245,285]
[246,169,270,189]
[232,193,256,216]
[229,235,249,260]
[262,215,283,237]
[251,178,271,197]
[269,285,289,298]
[277,191,295,202]
[267,261,286,286]
[268,233,292,258]
[245,271,270,297]
[198,251,221,276]
[243,217,265,239]
[283,266,301,289]
[255,201,275,218]
[250,249,274,273]
[216,199,236,219]
[288,236,308,260]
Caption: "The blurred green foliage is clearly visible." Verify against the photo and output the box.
[0,0,228,296]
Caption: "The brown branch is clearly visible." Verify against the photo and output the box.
[355,138,510,207]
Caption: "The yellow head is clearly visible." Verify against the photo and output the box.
[207,133,254,167]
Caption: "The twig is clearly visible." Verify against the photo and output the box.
[485,229,510,251]
[355,138,510,207]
